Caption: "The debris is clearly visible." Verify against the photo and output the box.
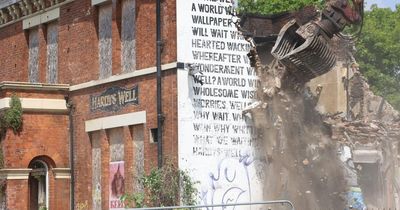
[235,5,399,209]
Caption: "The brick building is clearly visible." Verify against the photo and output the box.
[2,0,399,209]
[0,0,179,209]
[0,0,292,208]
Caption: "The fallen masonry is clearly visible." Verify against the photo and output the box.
[237,12,400,209]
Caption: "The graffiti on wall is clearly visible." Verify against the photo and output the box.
[201,154,253,208]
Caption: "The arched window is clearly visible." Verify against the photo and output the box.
[29,160,49,210]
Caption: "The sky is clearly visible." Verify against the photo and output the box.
[365,0,400,10]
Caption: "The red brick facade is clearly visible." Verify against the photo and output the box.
[0,86,70,210]
[0,0,177,209]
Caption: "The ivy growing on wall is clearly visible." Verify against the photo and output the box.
[0,95,22,208]
[0,95,23,138]
[0,95,23,169]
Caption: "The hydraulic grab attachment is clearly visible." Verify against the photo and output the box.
[271,0,364,83]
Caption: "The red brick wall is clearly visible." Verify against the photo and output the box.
[1,89,70,210]
[58,0,99,84]
[1,0,179,209]
[6,179,29,210]
[4,174,71,210]
[54,179,71,210]
[2,113,69,168]
[71,69,178,209]
[0,22,28,82]
[0,0,178,85]
[57,0,177,84]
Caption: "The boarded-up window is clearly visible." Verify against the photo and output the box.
[46,22,59,84]
[91,132,102,210]
[28,28,39,83]
[132,125,144,192]
[121,0,136,73]
[109,128,124,162]
[108,128,125,208]
[98,4,113,79]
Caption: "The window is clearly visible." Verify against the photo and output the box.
[121,0,136,73]
[46,21,59,84]
[29,160,49,210]
[150,128,158,143]
[91,131,102,209]
[28,28,39,83]
[96,0,136,78]
[131,125,144,192]
[98,3,113,79]
[108,128,125,208]
[24,8,60,83]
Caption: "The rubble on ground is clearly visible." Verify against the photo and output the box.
[237,19,400,210]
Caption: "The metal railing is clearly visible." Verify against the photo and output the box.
[126,200,295,210]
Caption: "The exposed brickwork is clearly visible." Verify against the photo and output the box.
[70,69,178,209]
[0,88,70,210]
[0,0,178,209]
[6,179,29,210]
[54,179,71,210]
[2,113,69,168]
[0,0,177,85]
[0,22,28,82]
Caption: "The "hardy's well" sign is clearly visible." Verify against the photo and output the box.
[90,86,139,112]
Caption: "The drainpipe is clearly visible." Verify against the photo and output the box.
[66,96,75,210]
[156,0,164,169]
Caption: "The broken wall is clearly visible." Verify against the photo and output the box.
[241,8,400,209]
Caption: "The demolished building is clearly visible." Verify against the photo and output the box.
[0,0,398,209]
[241,6,400,209]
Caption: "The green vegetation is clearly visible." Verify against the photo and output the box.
[0,95,22,200]
[355,5,400,110]
[0,95,23,169]
[0,95,23,136]
[237,0,325,15]
[121,162,198,208]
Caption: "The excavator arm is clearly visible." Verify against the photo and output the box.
[271,0,364,83]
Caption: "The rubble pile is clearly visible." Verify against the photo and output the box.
[330,119,400,143]
[327,69,400,144]
[234,6,400,207]
[238,23,400,210]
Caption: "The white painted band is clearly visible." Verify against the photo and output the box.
[0,97,68,113]
[85,111,146,132]
[52,168,71,179]
[91,0,111,6]
[23,8,60,30]
[70,62,177,91]
[0,0,19,9]
[0,168,32,180]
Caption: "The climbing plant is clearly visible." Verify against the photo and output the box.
[0,94,23,171]
[121,161,198,208]
[0,95,23,137]
[0,95,22,209]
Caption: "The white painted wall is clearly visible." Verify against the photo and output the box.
[177,0,265,208]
